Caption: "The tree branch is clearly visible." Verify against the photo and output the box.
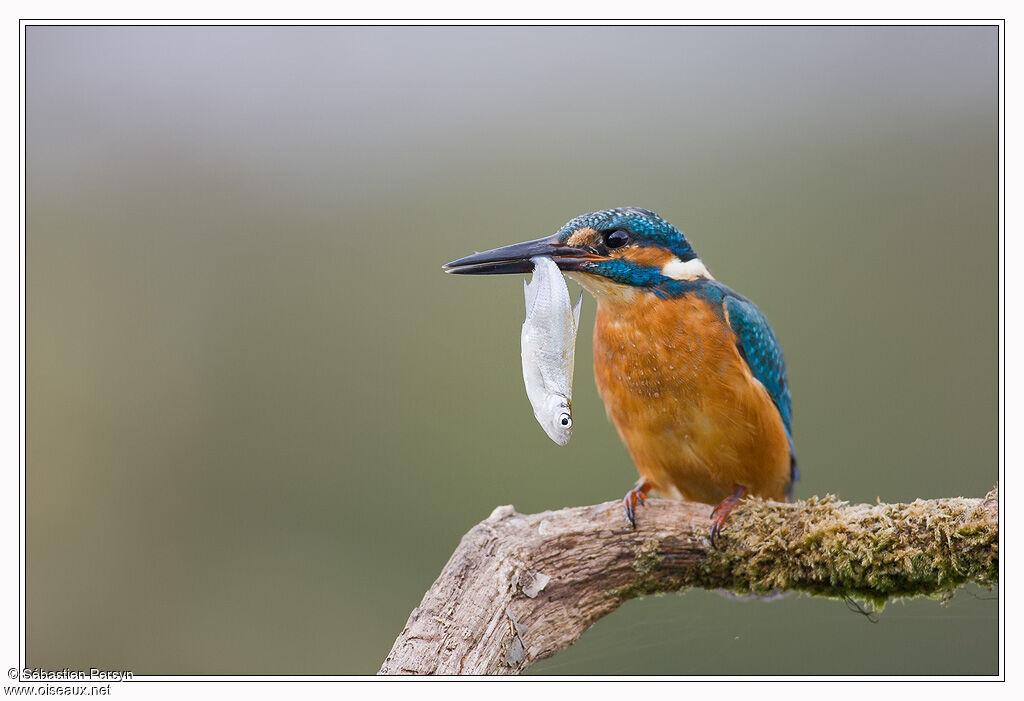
[379,487,998,675]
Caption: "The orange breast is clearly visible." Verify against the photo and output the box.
[592,292,791,505]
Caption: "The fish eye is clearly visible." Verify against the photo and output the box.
[558,412,572,428]
[604,229,630,249]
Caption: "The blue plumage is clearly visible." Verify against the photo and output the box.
[723,294,792,435]
[722,292,798,497]
[557,207,698,262]
[588,258,672,288]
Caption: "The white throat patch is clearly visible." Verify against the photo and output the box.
[662,257,713,281]
[565,272,639,304]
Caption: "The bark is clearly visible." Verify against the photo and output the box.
[379,487,998,675]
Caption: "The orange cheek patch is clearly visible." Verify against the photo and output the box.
[619,246,675,268]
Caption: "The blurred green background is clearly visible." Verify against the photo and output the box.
[26,25,997,675]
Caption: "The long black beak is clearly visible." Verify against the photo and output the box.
[443,234,603,275]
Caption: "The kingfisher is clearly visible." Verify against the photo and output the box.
[444,207,796,542]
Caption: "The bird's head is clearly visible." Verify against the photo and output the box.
[444,207,712,302]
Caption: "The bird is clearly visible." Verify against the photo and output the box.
[444,207,796,542]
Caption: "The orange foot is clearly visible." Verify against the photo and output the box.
[622,480,652,529]
[710,484,748,547]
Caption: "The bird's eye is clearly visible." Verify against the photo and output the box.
[604,229,630,249]
[558,412,572,428]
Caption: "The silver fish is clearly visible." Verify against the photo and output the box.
[521,256,582,446]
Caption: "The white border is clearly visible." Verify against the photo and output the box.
[3,15,1007,695]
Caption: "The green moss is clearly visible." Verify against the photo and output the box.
[606,490,996,613]
[699,491,997,608]
[614,539,666,600]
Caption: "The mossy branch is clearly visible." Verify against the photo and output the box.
[379,487,998,675]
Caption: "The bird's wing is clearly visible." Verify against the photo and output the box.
[723,294,792,436]
[723,293,798,496]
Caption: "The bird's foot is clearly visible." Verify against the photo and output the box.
[622,480,652,529]
[709,484,748,547]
